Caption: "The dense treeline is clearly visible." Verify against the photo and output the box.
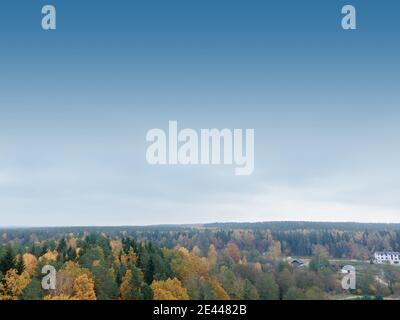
[1,223,400,300]
[2,222,400,260]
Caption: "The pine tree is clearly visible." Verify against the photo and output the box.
[92,266,118,300]
[57,238,67,252]
[15,256,25,275]
[20,278,43,300]
[40,243,49,256]
[57,238,68,262]
[144,257,155,284]
[0,245,15,274]
[119,266,149,300]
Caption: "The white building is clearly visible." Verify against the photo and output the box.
[374,251,400,265]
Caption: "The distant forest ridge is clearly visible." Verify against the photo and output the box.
[2,221,400,233]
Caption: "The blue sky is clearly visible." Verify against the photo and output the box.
[0,0,399,226]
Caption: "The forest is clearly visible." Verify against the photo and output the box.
[1,222,400,300]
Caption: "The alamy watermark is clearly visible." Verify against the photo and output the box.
[38,4,356,32]
[146,121,255,176]
[41,5,56,30]
[41,265,56,290]
[341,265,356,290]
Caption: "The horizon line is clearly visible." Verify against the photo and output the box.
[1,220,400,229]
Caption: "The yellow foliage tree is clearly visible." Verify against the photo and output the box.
[165,247,209,282]
[110,240,123,264]
[39,250,58,263]
[266,240,282,261]
[209,278,230,300]
[67,237,77,249]
[120,248,137,268]
[254,262,262,272]
[48,261,93,299]
[110,240,123,254]
[0,269,31,300]
[22,253,38,276]
[207,244,218,267]
[119,269,133,300]
[73,274,96,300]
[191,246,201,256]
[151,278,189,300]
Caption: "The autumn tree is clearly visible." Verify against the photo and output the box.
[46,261,92,299]
[39,250,58,264]
[224,242,241,264]
[266,241,282,261]
[120,247,137,269]
[73,274,96,300]
[151,278,189,300]
[209,278,230,300]
[165,247,209,283]
[0,269,31,300]
[22,253,38,276]
[120,266,152,300]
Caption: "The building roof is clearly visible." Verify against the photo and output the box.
[290,258,305,267]
[375,251,400,255]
